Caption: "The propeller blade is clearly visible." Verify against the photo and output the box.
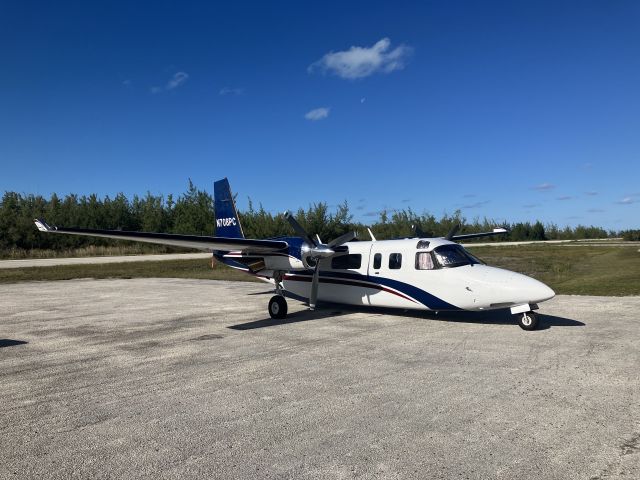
[445,223,460,240]
[284,211,316,246]
[309,261,321,310]
[327,231,357,248]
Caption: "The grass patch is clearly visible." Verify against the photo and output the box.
[1,245,638,296]
[0,244,195,260]
[467,245,640,296]
[0,259,260,284]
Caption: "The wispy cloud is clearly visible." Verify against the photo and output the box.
[616,197,634,205]
[308,38,412,80]
[363,210,383,217]
[523,204,539,209]
[532,183,555,191]
[219,87,244,96]
[585,191,598,196]
[462,193,477,198]
[151,72,189,94]
[588,208,605,213]
[304,107,330,121]
[557,196,572,201]
[462,200,490,209]
[401,198,411,203]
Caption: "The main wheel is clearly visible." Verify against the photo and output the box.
[517,311,538,331]
[268,295,287,319]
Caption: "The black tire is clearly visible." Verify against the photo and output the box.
[517,311,538,331]
[268,295,287,319]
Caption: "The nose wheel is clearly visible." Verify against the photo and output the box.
[517,311,538,330]
[268,295,288,319]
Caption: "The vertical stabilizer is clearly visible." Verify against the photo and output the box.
[214,178,244,238]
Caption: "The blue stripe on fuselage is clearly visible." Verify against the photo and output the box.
[286,270,461,311]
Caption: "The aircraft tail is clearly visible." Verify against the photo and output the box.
[214,178,244,238]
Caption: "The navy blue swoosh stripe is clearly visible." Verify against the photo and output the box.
[288,270,461,311]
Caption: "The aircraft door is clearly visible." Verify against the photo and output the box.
[366,244,383,306]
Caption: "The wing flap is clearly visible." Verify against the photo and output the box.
[34,219,288,253]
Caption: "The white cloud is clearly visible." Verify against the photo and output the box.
[219,87,244,96]
[616,197,634,205]
[167,72,188,90]
[151,71,189,93]
[304,107,330,121]
[462,200,490,209]
[533,182,555,191]
[308,38,412,80]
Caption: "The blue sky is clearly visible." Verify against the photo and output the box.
[1,1,639,229]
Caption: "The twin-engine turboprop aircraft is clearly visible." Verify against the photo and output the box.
[34,178,555,330]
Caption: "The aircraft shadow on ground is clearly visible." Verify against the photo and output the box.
[0,339,28,348]
[393,309,585,330]
[228,308,350,330]
[229,293,585,331]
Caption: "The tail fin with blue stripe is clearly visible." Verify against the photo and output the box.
[214,178,244,238]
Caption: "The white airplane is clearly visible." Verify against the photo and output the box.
[34,178,555,330]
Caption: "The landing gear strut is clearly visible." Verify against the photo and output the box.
[517,311,538,331]
[268,271,288,319]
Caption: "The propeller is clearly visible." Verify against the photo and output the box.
[445,223,461,240]
[284,211,357,310]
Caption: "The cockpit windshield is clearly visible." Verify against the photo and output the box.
[432,244,482,268]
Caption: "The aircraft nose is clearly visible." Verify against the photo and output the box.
[518,275,555,303]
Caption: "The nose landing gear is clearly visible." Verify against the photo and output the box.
[517,311,538,330]
[510,304,540,330]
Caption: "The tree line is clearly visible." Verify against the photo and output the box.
[1,180,633,255]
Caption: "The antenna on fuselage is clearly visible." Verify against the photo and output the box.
[367,228,376,241]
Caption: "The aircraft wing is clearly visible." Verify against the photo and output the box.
[33,219,288,253]
[450,228,509,241]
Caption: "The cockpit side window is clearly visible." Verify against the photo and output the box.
[416,240,430,249]
[415,252,435,270]
[432,244,480,268]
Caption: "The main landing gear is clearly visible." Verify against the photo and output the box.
[268,295,287,319]
[268,271,288,319]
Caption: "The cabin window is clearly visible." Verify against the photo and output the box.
[416,240,430,249]
[415,252,435,270]
[389,253,402,269]
[373,253,382,269]
[331,254,362,269]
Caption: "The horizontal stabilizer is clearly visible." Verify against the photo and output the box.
[33,219,288,253]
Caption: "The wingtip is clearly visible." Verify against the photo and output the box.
[34,218,54,232]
